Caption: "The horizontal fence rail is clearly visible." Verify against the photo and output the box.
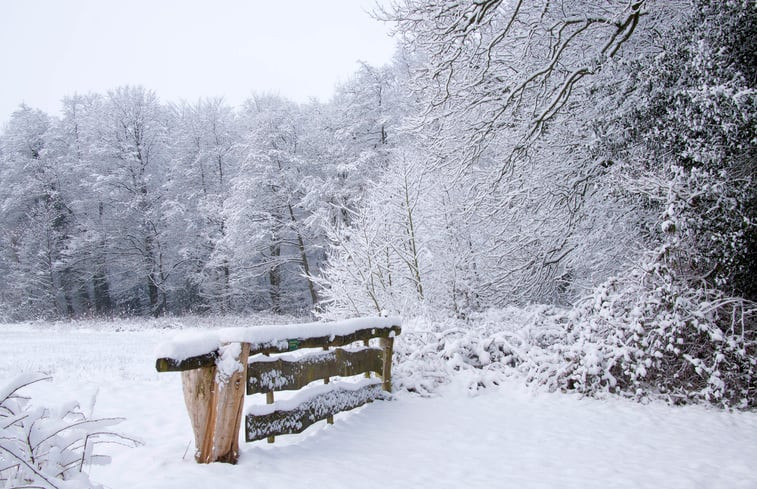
[246,380,387,442]
[155,323,401,372]
[155,318,401,464]
[247,347,384,394]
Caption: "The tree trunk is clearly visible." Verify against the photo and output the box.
[145,233,160,316]
[268,242,281,313]
[402,172,424,300]
[287,203,319,306]
[94,202,112,314]
[93,263,111,314]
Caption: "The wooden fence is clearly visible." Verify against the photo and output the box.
[155,319,401,464]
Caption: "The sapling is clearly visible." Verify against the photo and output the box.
[0,375,141,489]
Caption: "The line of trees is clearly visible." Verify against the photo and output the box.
[0,62,409,319]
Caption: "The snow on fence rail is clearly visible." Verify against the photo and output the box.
[155,317,401,464]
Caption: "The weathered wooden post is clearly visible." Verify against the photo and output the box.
[324,346,334,425]
[181,365,216,462]
[380,336,394,392]
[363,339,371,379]
[181,342,249,464]
[263,352,276,444]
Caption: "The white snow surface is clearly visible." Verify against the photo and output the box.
[1,316,756,489]
[155,316,401,361]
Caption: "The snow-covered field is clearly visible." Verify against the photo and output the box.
[1,317,756,489]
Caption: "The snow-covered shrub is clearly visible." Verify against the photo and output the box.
[392,316,486,395]
[0,375,140,489]
[543,270,755,407]
[392,263,755,407]
[393,286,754,407]
[391,308,564,395]
[539,161,756,407]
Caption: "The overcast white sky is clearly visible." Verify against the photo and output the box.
[0,0,396,124]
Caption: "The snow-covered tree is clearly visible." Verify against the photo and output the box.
[92,86,172,315]
[348,0,690,309]
[222,95,326,312]
[0,105,75,319]
[165,98,240,312]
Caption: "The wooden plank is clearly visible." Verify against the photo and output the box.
[157,351,217,372]
[156,325,401,372]
[247,325,402,356]
[247,348,383,395]
[245,383,387,442]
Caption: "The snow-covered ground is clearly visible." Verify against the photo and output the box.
[1,318,756,489]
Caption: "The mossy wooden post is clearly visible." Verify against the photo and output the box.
[266,390,275,443]
[181,343,249,464]
[380,336,394,392]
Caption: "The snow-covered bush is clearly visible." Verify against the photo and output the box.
[544,271,755,407]
[391,308,564,395]
[0,375,140,489]
[393,285,754,408]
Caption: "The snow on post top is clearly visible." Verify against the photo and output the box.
[155,317,401,363]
